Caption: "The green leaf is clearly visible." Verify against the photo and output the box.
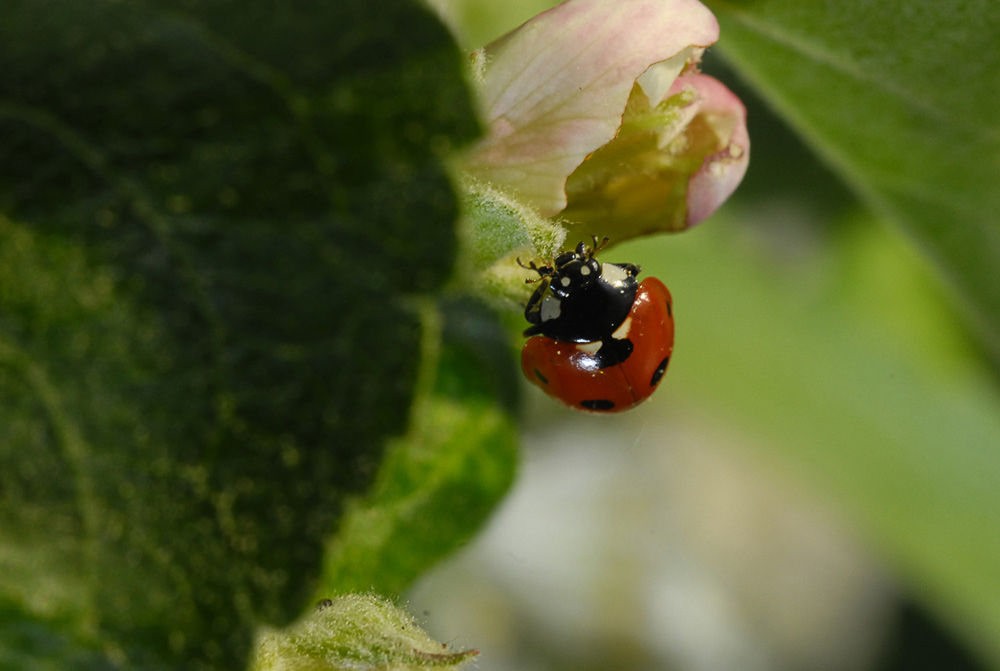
[251,594,478,671]
[706,0,1000,360]
[321,298,519,597]
[0,0,477,669]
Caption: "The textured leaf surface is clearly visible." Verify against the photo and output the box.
[0,0,476,668]
[251,595,478,671]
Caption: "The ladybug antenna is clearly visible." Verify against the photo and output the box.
[590,235,610,256]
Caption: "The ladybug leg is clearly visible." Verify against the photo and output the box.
[522,323,545,337]
[615,262,641,278]
[517,257,553,283]
[523,285,544,315]
[522,278,556,332]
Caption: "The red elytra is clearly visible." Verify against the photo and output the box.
[521,277,674,413]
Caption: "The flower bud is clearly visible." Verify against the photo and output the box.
[461,0,748,239]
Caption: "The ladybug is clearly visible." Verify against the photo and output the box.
[519,237,674,413]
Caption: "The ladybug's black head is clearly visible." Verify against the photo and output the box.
[547,238,605,298]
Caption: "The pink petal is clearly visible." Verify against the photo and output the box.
[463,0,719,217]
[677,74,750,227]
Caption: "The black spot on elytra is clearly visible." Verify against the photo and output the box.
[581,399,615,411]
[650,356,670,387]
[533,368,549,384]
[592,337,633,369]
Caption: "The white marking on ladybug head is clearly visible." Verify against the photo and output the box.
[601,263,628,287]
[575,341,603,354]
[611,316,633,340]
[540,295,561,322]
